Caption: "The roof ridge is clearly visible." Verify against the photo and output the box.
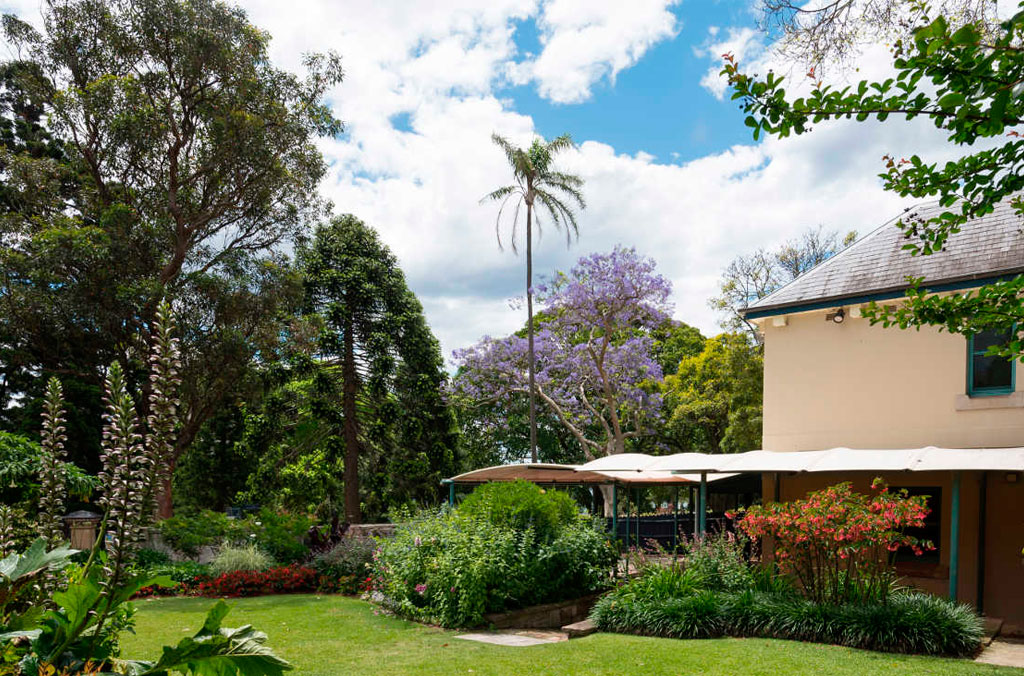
[744,201,929,310]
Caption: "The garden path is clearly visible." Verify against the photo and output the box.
[977,640,1024,669]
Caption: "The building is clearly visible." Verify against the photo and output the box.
[741,198,1024,633]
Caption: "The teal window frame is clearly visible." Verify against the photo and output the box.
[967,328,1016,397]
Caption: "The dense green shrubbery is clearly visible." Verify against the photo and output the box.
[591,585,982,657]
[158,510,235,556]
[157,508,313,563]
[591,533,982,657]
[242,508,313,564]
[371,483,616,628]
[456,480,577,540]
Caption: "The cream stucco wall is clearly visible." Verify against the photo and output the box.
[760,308,1024,451]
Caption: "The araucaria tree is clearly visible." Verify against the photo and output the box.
[301,215,455,523]
[483,134,586,462]
[453,247,667,460]
[723,6,1024,358]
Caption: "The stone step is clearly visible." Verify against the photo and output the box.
[983,617,1004,646]
[562,619,598,639]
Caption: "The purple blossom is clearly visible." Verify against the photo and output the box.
[451,247,668,456]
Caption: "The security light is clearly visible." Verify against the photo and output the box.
[826,308,845,324]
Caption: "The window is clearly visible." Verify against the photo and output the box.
[967,328,1015,397]
[893,486,941,565]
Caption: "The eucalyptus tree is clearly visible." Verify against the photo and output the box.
[0,0,341,514]
[483,133,586,462]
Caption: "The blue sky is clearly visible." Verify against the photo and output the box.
[507,1,757,163]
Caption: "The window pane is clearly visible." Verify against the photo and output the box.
[973,353,1013,391]
[973,328,1013,353]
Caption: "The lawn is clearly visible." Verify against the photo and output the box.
[122,595,1022,676]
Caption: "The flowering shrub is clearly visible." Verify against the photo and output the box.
[735,479,933,604]
[196,565,320,597]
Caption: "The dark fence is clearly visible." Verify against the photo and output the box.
[606,513,735,551]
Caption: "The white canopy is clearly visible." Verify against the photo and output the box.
[446,462,736,485]
[576,446,1024,474]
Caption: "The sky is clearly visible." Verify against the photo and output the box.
[1,0,985,361]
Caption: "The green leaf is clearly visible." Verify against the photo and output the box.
[0,538,76,582]
[138,601,292,676]
[950,24,978,45]
[937,93,965,109]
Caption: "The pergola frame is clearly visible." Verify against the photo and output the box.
[442,463,739,549]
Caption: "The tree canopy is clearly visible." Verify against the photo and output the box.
[453,247,668,460]
[0,0,341,513]
[299,215,456,522]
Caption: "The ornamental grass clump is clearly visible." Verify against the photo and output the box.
[736,479,933,604]
[210,542,275,576]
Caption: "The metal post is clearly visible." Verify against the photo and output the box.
[698,472,707,537]
[673,486,679,552]
[949,472,961,600]
[634,486,640,549]
[448,481,455,507]
[691,486,697,537]
[612,484,618,543]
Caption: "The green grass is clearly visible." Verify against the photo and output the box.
[122,595,1021,676]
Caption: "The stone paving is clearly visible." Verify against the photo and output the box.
[455,630,567,647]
[976,639,1024,669]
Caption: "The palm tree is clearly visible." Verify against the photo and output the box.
[482,133,586,463]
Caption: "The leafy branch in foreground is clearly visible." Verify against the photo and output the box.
[724,4,1024,355]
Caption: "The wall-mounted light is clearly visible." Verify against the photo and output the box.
[826,308,845,324]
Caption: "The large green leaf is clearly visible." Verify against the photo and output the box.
[135,601,292,676]
[0,538,76,582]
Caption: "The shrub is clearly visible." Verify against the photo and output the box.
[134,547,172,568]
[312,537,376,594]
[197,565,319,597]
[677,533,754,593]
[736,479,933,604]
[210,542,274,576]
[237,508,313,564]
[456,480,577,541]
[372,507,616,628]
[591,585,982,657]
[157,510,233,557]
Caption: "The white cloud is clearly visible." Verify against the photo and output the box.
[512,0,681,103]
[695,27,764,99]
[1,0,976,363]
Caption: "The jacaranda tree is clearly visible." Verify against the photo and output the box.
[453,247,667,460]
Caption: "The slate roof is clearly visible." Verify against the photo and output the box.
[742,198,1024,317]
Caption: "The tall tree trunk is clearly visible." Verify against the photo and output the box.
[156,457,174,519]
[526,202,538,463]
[342,313,362,524]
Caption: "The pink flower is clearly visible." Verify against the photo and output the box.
[415,583,427,594]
